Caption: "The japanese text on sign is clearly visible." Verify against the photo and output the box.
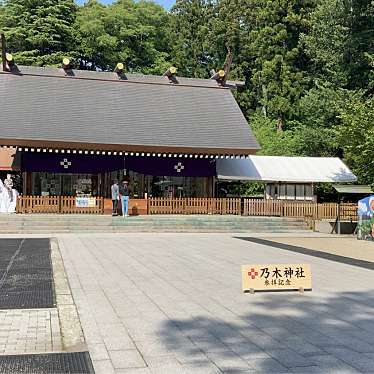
[242,264,312,292]
[76,197,96,208]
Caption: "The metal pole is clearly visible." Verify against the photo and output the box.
[337,194,341,235]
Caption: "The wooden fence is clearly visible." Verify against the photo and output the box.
[16,196,358,220]
[148,198,241,215]
[242,199,357,220]
[17,196,104,214]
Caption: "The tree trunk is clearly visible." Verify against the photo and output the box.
[277,116,284,132]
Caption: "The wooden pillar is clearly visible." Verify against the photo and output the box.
[211,176,216,197]
[140,174,145,198]
[98,173,102,196]
[22,172,27,195]
[23,171,32,195]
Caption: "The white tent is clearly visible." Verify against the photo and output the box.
[216,156,357,183]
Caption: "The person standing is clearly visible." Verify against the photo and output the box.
[4,174,13,202]
[111,180,119,216]
[119,180,130,217]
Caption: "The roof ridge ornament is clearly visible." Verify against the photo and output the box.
[62,58,74,76]
[114,62,127,80]
[163,66,178,84]
[1,33,18,73]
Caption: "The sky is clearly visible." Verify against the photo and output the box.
[75,0,175,10]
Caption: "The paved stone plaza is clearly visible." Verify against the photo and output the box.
[0,308,61,354]
[56,233,374,373]
[0,238,84,359]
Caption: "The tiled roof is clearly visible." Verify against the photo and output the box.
[0,66,260,155]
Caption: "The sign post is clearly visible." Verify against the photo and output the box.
[242,264,312,293]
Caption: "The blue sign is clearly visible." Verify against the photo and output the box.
[357,195,374,241]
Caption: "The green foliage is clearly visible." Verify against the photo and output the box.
[235,182,264,197]
[250,113,298,156]
[314,183,338,203]
[168,0,215,77]
[244,0,315,128]
[337,94,374,185]
[75,0,171,73]
[301,0,374,90]
[0,0,77,65]
[300,0,349,87]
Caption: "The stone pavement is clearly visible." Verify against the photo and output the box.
[0,237,85,358]
[57,233,374,373]
[0,308,61,354]
[260,236,374,263]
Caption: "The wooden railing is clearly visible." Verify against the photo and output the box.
[317,203,338,220]
[242,199,357,220]
[16,196,358,220]
[60,197,104,214]
[243,199,283,216]
[16,196,60,214]
[17,196,104,214]
[148,198,241,215]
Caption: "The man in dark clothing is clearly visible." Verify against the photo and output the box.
[111,180,119,216]
[119,180,130,217]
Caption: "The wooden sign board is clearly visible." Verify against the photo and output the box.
[242,264,312,293]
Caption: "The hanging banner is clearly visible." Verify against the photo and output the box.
[242,264,312,292]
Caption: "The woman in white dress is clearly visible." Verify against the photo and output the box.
[7,188,18,213]
[0,179,18,213]
[0,179,9,213]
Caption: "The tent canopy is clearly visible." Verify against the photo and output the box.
[216,156,357,183]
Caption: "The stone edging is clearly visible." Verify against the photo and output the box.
[50,238,87,352]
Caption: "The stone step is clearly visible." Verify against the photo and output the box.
[0,218,307,226]
[11,220,307,227]
[0,228,311,234]
[2,222,307,227]
[0,221,308,228]
[0,216,304,223]
[0,214,310,233]
[0,214,305,221]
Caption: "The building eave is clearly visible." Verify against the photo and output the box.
[0,140,259,158]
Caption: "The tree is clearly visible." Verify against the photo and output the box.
[301,0,374,90]
[75,0,171,73]
[344,0,374,91]
[0,0,77,65]
[243,0,316,130]
[300,0,349,88]
[168,0,216,78]
[337,94,374,185]
[249,113,299,156]
[291,85,348,157]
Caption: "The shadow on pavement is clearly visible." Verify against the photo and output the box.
[157,290,374,373]
[234,236,374,270]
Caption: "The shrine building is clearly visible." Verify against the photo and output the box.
[0,57,260,201]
